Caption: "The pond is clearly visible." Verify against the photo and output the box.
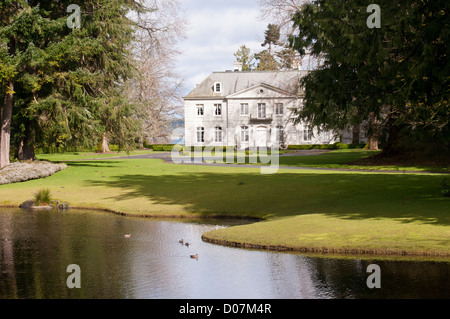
[0,208,449,299]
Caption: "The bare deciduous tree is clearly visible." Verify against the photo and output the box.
[259,0,307,35]
[258,0,318,70]
[128,0,187,146]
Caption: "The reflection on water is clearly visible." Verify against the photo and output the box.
[0,208,449,299]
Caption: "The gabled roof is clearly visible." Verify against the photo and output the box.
[183,70,307,99]
[226,82,298,99]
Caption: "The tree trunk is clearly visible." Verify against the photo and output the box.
[367,135,379,151]
[351,124,360,144]
[17,124,36,161]
[381,119,404,157]
[0,82,14,169]
[366,113,379,151]
[99,132,110,153]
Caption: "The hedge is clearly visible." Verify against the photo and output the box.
[150,144,178,151]
[287,143,365,150]
[152,143,367,152]
[34,144,123,154]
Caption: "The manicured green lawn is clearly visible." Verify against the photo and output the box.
[35,149,157,162]
[177,149,449,172]
[278,150,378,168]
[203,214,450,258]
[277,150,449,172]
[1,152,449,259]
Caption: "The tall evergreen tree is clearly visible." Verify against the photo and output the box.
[256,23,282,71]
[0,0,149,165]
[261,23,281,55]
[289,0,449,159]
[254,50,280,71]
[233,45,254,71]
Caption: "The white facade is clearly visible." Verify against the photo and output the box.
[184,70,337,149]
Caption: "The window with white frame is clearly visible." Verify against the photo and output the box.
[196,127,204,143]
[196,104,204,116]
[214,104,222,116]
[240,103,249,116]
[303,129,312,142]
[257,103,266,119]
[275,103,284,115]
[214,82,222,93]
[214,127,222,143]
[241,126,249,142]
[275,126,284,143]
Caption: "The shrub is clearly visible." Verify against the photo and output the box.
[288,144,337,150]
[333,142,345,149]
[332,142,366,150]
[142,141,152,149]
[34,188,52,206]
[287,145,314,150]
[287,143,366,150]
[151,144,177,151]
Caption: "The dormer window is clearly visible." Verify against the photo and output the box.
[214,82,222,93]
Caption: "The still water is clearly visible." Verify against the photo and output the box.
[0,208,449,299]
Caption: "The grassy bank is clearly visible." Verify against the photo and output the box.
[202,214,450,258]
[0,152,449,259]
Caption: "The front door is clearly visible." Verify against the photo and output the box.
[255,127,267,147]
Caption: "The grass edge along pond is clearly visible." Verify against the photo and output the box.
[0,150,449,261]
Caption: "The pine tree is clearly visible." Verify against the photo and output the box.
[261,23,281,55]
[255,24,282,71]
[254,50,280,71]
[233,45,254,71]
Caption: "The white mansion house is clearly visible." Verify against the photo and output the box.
[183,66,338,149]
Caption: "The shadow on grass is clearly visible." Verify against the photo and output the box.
[278,151,449,172]
[85,169,450,226]
[64,161,124,168]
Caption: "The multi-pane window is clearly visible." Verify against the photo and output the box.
[241,126,249,142]
[214,127,222,143]
[275,126,284,143]
[257,103,266,119]
[275,103,284,115]
[303,129,312,142]
[240,103,249,116]
[196,104,204,116]
[196,127,204,143]
[214,104,222,116]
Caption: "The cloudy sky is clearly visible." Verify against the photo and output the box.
[174,0,270,96]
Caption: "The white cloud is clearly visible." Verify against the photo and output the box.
[175,0,270,96]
